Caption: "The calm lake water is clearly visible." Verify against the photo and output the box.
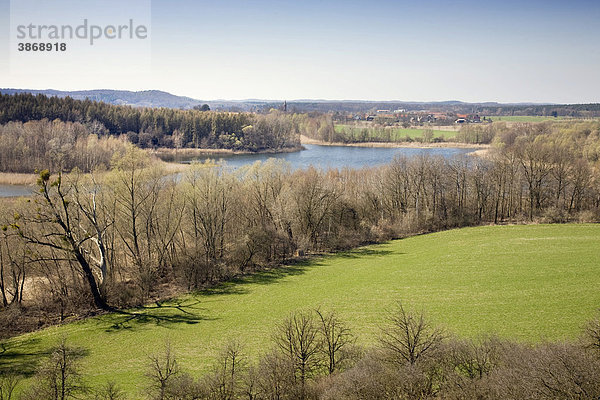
[169,144,475,170]
[0,144,474,197]
[0,184,33,198]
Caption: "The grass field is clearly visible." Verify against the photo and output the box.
[3,224,600,394]
[334,124,457,141]
[484,116,566,122]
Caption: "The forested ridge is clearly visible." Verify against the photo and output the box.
[0,93,300,152]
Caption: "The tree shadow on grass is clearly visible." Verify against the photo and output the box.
[199,261,317,298]
[198,247,398,298]
[0,338,48,377]
[104,297,215,333]
[108,246,395,330]
[335,248,396,259]
[104,263,312,332]
[0,338,89,377]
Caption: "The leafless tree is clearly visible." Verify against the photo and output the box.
[22,338,86,400]
[207,340,246,400]
[146,341,179,400]
[584,315,600,353]
[12,170,110,310]
[0,234,26,307]
[274,310,323,398]
[0,373,20,400]
[315,308,355,375]
[93,380,126,400]
[379,302,445,366]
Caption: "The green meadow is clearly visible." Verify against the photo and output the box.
[334,124,457,141]
[484,115,565,122]
[2,224,600,394]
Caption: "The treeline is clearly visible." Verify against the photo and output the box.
[1,119,600,332]
[268,100,600,117]
[456,120,600,149]
[478,103,600,118]
[4,304,600,399]
[327,125,445,144]
[0,120,129,173]
[315,119,600,149]
[0,93,301,152]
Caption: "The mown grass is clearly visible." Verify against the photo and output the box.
[2,224,600,395]
[334,124,457,141]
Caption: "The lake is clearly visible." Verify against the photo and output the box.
[0,144,475,197]
[167,144,475,170]
[0,184,33,198]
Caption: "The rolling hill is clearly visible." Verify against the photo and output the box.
[2,224,599,394]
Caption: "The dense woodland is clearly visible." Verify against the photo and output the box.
[0,120,130,173]
[0,94,301,154]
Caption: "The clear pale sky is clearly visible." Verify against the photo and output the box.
[1,0,599,103]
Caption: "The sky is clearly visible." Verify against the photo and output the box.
[1,0,600,103]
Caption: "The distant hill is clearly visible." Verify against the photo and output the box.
[0,89,205,109]
[2,89,598,116]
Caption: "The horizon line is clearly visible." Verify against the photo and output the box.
[3,88,600,106]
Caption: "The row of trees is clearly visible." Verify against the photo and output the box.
[0,94,301,151]
[326,125,444,144]
[5,304,600,399]
[311,119,600,150]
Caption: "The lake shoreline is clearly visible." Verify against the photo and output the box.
[0,146,304,186]
[0,142,483,191]
[150,144,305,158]
[300,135,489,149]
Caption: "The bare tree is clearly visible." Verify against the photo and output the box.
[255,350,296,400]
[0,373,20,400]
[146,341,179,400]
[0,234,27,307]
[584,315,600,353]
[447,336,501,379]
[70,171,115,287]
[93,380,126,400]
[183,164,235,267]
[514,133,553,220]
[208,341,246,400]
[379,302,445,366]
[315,308,355,375]
[274,310,323,398]
[12,170,110,310]
[22,338,86,400]
[291,168,337,249]
[109,146,164,302]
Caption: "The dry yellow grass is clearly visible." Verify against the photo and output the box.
[0,150,214,186]
[0,172,38,185]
